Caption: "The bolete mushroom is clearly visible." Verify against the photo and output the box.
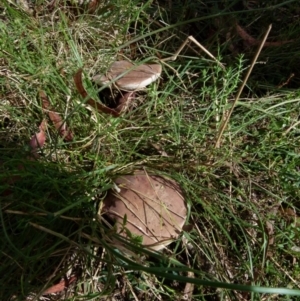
[100,170,187,252]
[93,60,162,91]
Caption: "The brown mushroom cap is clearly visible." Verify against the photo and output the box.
[101,170,187,251]
[93,60,162,91]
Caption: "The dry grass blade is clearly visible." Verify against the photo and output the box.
[29,222,81,248]
[215,24,273,148]
[162,35,225,69]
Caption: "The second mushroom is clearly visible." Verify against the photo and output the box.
[100,170,187,252]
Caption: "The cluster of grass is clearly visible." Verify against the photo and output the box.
[1,0,300,300]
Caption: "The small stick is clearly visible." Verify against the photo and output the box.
[162,36,225,70]
[215,24,272,148]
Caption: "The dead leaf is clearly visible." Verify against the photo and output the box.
[29,119,47,159]
[265,220,275,257]
[73,68,120,117]
[279,206,300,226]
[42,276,77,295]
[236,24,294,47]
[39,91,73,141]
[87,0,100,12]
[2,120,46,196]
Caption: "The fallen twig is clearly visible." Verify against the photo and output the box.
[215,24,273,148]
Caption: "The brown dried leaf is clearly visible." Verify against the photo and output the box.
[42,276,77,295]
[280,207,297,219]
[73,69,120,117]
[87,0,100,12]
[29,119,47,159]
[39,91,73,141]
[265,220,275,246]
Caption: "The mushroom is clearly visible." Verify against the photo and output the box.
[100,170,187,252]
[92,60,161,114]
[93,60,162,91]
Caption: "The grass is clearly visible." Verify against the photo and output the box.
[1,0,300,300]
